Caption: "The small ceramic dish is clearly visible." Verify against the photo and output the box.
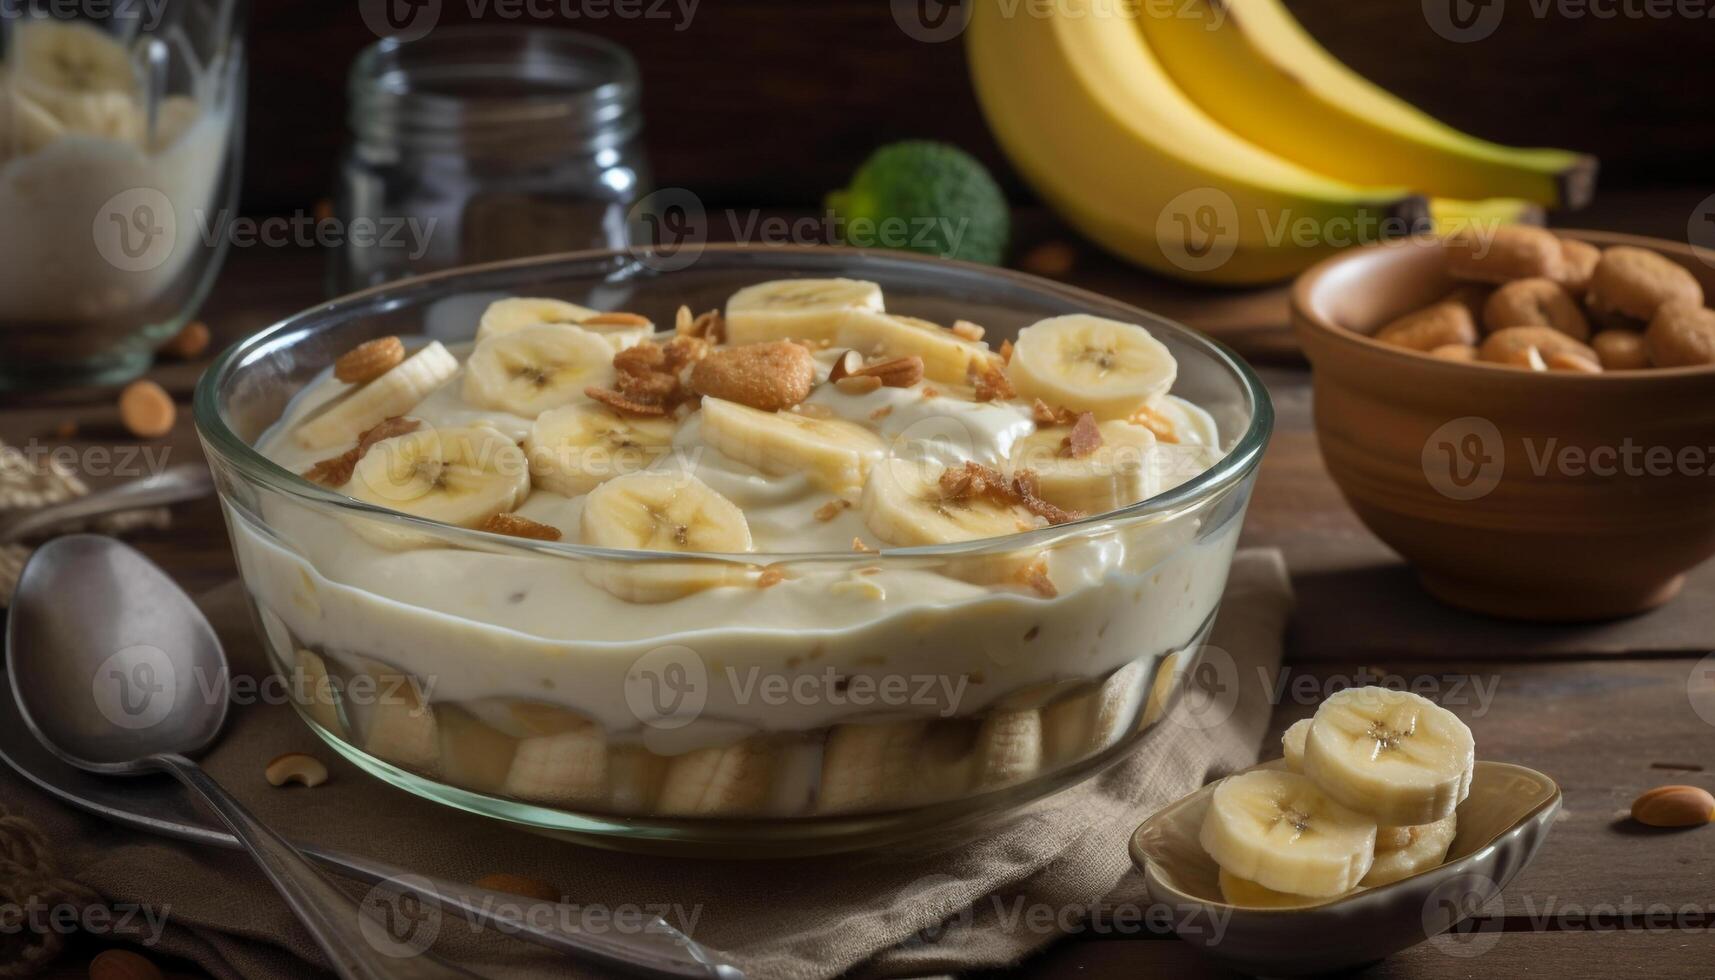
[1291,230,1715,621]
[1129,759,1560,977]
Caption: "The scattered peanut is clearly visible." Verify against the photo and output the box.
[475,873,560,902]
[1591,329,1651,370]
[1587,245,1703,323]
[161,320,211,359]
[1479,326,1596,371]
[118,380,175,438]
[88,949,163,980]
[1557,238,1601,297]
[334,336,405,384]
[264,752,329,788]
[1374,301,1478,351]
[1644,302,1715,367]
[1482,277,1589,340]
[1446,225,1564,284]
[1631,785,1715,828]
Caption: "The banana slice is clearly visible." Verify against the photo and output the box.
[1301,687,1476,826]
[607,744,669,813]
[1218,868,1330,909]
[1041,658,1149,767]
[835,312,989,384]
[1007,315,1177,419]
[724,278,884,345]
[699,397,884,494]
[1364,814,1458,887]
[525,404,677,495]
[344,425,530,529]
[1007,420,1158,514]
[655,739,776,816]
[12,21,137,97]
[579,471,752,602]
[293,341,459,451]
[436,705,518,795]
[973,707,1043,790]
[1281,718,1311,773]
[357,665,441,778]
[476,297,601,341]
[462,324,617,418]
[288,649,345,736]
[818,721,929,813]
[1199,769,1377,898]
[9,90,67,156]
[861,457,1039,547]
[501,704,608,806]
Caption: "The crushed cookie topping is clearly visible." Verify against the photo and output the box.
[304,417,420,486]
[1018,559,1058,598]
[586,385,670,417]
[1061,412,1102,459]
[968,356,1015,403]
[1130,403,1180,444]
[998,338,1014,364]
[690,340,816,411]
[675,307,726,343]
[935,461,1082,526]
[1031,399,1079,427]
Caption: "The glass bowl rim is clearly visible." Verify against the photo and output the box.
[193,243,1275,565]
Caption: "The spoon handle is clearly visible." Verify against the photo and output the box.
[0,465,215,544]
[151,753,484,980]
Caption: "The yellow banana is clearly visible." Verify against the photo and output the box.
[1136,0,1594,208]
[966,0,1426,285]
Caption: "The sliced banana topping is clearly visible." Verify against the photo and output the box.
[1281,718,1311,773]
[476,297,601,341]
[462,323,617,418]
[580,471,753,601]
[1007,315,1177,419]
[1006,419,1157,514]
[861,458,1041,547]
[1301,687,1476,826]
[525,404,677,496]
[1198,769,1377,898]
[698,397,885,494]
[293,341,459,451]
[1362,814,1458,887]
[1218,868,1325,909]
[724,278,884,345]
[344,425,531,529]
[835,312,989,384]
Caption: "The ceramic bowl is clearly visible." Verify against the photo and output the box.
[1291,231,1715,621]
[1129,760,1560,976]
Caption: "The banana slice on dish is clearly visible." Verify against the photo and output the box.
[1199,769,1377,898]
[698,397,884,494]
[724,278,884,345]
[525,404,677,495]
[1363,814,1459,887]
[1006,315,1177,419]
[1007,419,1158,514]
[462,323,617,418]
[835,312,989,384]
[293,341,459,451]
[343,424,530,529]
[1281,718,1311,773]
[1218,868,1330,909]
[1301,687,1476,826]
[861,457,1039,547]
[579,471,752,602]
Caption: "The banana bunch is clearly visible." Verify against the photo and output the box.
[1202,687,1474,903]
[966,0,1593,284]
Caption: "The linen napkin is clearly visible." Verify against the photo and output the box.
[0,549,1291,979]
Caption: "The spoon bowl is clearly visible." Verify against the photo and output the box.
[8,534,229,773]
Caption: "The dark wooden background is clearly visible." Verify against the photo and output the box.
[243,0,1715,213]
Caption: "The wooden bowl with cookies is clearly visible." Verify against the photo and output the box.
[1291,228,1715,621]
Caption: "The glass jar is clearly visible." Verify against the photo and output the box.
[333,26,649,295]
[0,0,246,389]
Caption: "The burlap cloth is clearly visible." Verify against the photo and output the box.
[0,549,1292,979]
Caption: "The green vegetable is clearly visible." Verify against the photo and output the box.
[825,141,1010,265]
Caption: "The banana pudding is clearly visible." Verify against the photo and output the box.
[203,257,1266,845]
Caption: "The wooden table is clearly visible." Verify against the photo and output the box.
[11,194,1713,979]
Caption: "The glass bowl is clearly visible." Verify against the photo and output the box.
[194,245,1272,855]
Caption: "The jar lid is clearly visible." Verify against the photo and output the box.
[348,25,641,158]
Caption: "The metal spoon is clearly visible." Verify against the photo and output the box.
[6,535,479,979]
[0,464,213,545]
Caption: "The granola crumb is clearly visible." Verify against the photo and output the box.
[852,537,876,553]
[1019,559,1058,598]
[1031,399,1078,427]
[757,566,786,588]
[998,338,1014,364]
[968,356,1016,402]
[814,499,851,522]
[586,386,669,416]
[479,513,563,541]
[1062,412,1102,458]
[304,417,419,485]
